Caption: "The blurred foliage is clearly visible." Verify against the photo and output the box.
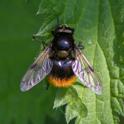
[0,0,124,124]
[0,0,66,124]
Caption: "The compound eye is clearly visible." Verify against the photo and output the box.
[57,39,71,50]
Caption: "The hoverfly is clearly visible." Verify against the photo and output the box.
[20,25,102,95]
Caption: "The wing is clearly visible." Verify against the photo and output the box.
[20,47,53,92]
[72,47,102,95]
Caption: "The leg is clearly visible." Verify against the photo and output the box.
[41,41,48,49]
[56,16,60,26]
[32,34,48,50]
[45,82,50,90]
[77,41,84,50]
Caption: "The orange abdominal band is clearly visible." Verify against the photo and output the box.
[48,76,76,87]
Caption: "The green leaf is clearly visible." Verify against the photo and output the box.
[37,0,124,124]
[53,89,69,108]
[54,87,87,124]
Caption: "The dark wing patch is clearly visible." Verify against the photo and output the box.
[20,47,53,92]
[72,48,102,95]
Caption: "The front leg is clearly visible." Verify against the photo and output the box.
[32,34,49,50]
[77,41,84,50]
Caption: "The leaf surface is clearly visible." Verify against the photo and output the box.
[37,0,124,124]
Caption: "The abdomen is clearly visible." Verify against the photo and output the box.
[48,59,76,87]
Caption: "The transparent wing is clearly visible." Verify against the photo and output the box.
[20,47,53,92]
[72,47,102,95]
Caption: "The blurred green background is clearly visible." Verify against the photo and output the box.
[0,0,66,124]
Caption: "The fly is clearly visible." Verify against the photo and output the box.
[20,25,102,95]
